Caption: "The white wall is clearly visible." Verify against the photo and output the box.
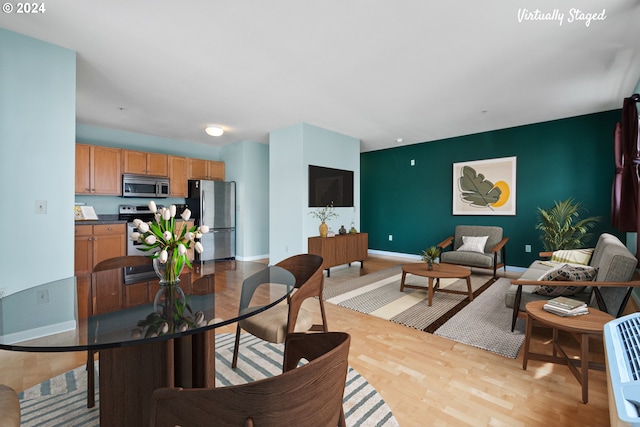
[222,140,270,260]
[269,123,360,264]
[0,29,76,293]
[269,125,306,264]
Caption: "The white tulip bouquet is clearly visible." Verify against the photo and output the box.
[129,201,209,284]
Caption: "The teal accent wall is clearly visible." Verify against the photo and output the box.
[361,110,622,268]
[0,28,76,293]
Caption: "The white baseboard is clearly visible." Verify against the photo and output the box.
[0,320,76,346]
[235,254,269,262]
[366,249,525,273]
[367,249,421,261]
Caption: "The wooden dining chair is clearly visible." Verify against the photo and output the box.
[150,331,350,427]
[86,255,153,408]
[231,253,328,369]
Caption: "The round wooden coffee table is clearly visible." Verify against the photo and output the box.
[522,300,614,403]
[400,262,473,306]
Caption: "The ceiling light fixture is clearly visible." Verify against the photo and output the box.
[205,125,224,137]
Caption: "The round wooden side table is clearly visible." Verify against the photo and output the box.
[522,300,614,403]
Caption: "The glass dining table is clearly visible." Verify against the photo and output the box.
[0,261,295,427]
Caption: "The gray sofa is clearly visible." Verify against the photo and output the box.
[506,233,639,331]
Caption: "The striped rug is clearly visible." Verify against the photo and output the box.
[19,333,398,427]
[434,278,526,358]
[325,265,494,333]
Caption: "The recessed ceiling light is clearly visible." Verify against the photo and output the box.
[205,125,224,137]
[396,138,403,143]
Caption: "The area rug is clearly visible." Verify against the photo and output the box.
[324,265,494,333]
[19,333,399,427]
[434,277,526,358]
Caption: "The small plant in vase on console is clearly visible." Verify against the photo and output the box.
[309,203,338,238]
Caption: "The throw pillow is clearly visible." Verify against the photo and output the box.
[457,235,489,253]
[534,264,598,296]
[550,248,594,266]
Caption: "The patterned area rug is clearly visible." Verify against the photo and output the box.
[324,265,495,333]
[434,278,526,358]
[19,333,398,427]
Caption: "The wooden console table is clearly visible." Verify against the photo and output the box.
[308,233,368,277]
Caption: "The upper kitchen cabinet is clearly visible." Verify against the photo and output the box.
[168,155,189,197]
[189,159,225,180]
[75,144,122,195]
[122,149,168,176]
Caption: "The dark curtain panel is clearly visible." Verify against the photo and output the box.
[611,94,640,262]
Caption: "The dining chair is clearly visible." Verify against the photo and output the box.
[231,253,328,370]
[86,255,153,408]
[150,331,350,427]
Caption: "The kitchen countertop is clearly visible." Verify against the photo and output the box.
[75,214,127,225]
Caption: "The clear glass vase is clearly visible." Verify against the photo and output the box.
[152,257,187,322]
[153,256,185,285]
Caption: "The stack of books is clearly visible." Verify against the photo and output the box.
[543,296,589,317]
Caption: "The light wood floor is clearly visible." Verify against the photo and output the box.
[0,255,627,426]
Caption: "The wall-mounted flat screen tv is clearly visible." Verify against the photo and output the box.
[308,165,354,207]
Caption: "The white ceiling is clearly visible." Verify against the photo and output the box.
[1,0,639,152]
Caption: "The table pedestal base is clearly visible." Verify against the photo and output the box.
[99,331,215,427]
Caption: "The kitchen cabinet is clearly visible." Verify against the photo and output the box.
[123,149,168,176]
[308,233,368,277]
[125,269,194,308]
[75,144,122,195]
[168,155,189,197]
[189,158,225,180]
[74,223,127,316]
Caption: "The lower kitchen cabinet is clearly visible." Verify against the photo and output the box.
[124,270,195,309]
[94,269,123,315]
[125,281,153,308]
[74,223,126,317]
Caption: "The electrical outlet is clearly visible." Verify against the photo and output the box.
[410,159,415,166]
[525,244,531,253]
[388,235,393,241]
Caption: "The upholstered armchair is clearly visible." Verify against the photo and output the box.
[437,225,509,279]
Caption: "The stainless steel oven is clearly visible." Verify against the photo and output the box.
[120,205,159,284]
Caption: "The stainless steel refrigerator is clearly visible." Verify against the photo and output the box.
[187,180,236,261]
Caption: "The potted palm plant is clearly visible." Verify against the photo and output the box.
[535,198,601,251]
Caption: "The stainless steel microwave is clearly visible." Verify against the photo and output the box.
[122,174,170,198]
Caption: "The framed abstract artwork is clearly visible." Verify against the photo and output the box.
[452,156,517,215]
